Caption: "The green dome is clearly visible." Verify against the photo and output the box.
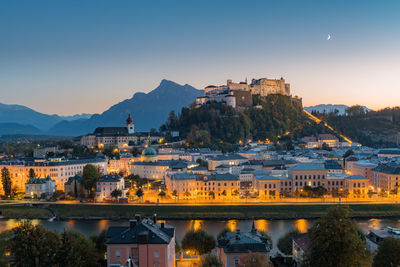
[142,146,157,156]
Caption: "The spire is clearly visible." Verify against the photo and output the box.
[126,114,133,125]
[251,220,256,233]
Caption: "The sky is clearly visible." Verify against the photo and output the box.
[1,0,400,115]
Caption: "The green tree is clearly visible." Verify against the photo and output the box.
[321,142,332,151]
[28,168,36,179]
[57,231,100,267]
[307,206,371,267]
[277,229,300,255]
[90,230,107,259]
[158,191,166,198]
[1,167,12,197]
[181,230,216,256]
[201,254,223,267]
[343,149,355,158]
[136,188,144,199]
[9,221,61,267]
[82,164,99,197]
[373,237,400,267]
[0,230,12,266]
[111,189,122,201]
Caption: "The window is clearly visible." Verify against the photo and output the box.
[154,250,159,258]
[115,250,120,258]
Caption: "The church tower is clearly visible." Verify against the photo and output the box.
[126,114,134,134]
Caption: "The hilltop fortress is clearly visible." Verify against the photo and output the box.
[196,77,301,108]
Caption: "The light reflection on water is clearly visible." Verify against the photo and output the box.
[1,217,400,254]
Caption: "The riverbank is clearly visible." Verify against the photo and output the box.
[2,203,400,220]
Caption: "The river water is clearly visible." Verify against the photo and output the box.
[1,218,399,254]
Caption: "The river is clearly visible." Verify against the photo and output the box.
[1,218,399,254]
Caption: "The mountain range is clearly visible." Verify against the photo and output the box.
[0,80,203,136]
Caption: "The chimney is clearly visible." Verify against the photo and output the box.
[153,214,157,224]
[129,219,137,228]
[135,214,141,222]
[235,229,241,240]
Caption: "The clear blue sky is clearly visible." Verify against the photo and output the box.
[1,0,399,115]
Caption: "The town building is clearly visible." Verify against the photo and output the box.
[302,134,340,149]
[217,223,271,267]
[366,227,400,252]
[289,163,328,192]
[165,172,240,201]
[0,157,107,194]
[80,115,137,148]
[350,161,377,181]
[372,163,400,191]
[64,174,86,198]
[95,174,127,201]
[377,148,400,159]
[25,176,56,198]
[106,215,175,267]
[207,154,249,171]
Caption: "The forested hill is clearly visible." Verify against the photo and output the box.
[161,94,333,151]
[312,105,400,147]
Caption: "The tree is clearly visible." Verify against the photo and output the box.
[201,254,223,267]
[0,230,12,266]
[307,206,371,267]
[373,237,400,267]
[9,221,61,267]
[90,230,107,259]
[1,167,12,197]
[343,149,354,158]
[239,251,270,267]
[28,168,36,179]
[135,188,144,200]
[57,231,100,267]
[321,142,332,151]
[277,229,300,255]
[181,230,216,256]
[82,164,99,197]
[158,191,166,198]
[111,189,122,201]
[172,190,178,199]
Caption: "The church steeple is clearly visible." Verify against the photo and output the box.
[126,114,134,134]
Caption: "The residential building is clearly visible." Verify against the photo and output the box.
[106,215,175,267]
[217,223,271,267]
[96,174,127,201]
[25,176,56,198]
[64,174,86,198]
